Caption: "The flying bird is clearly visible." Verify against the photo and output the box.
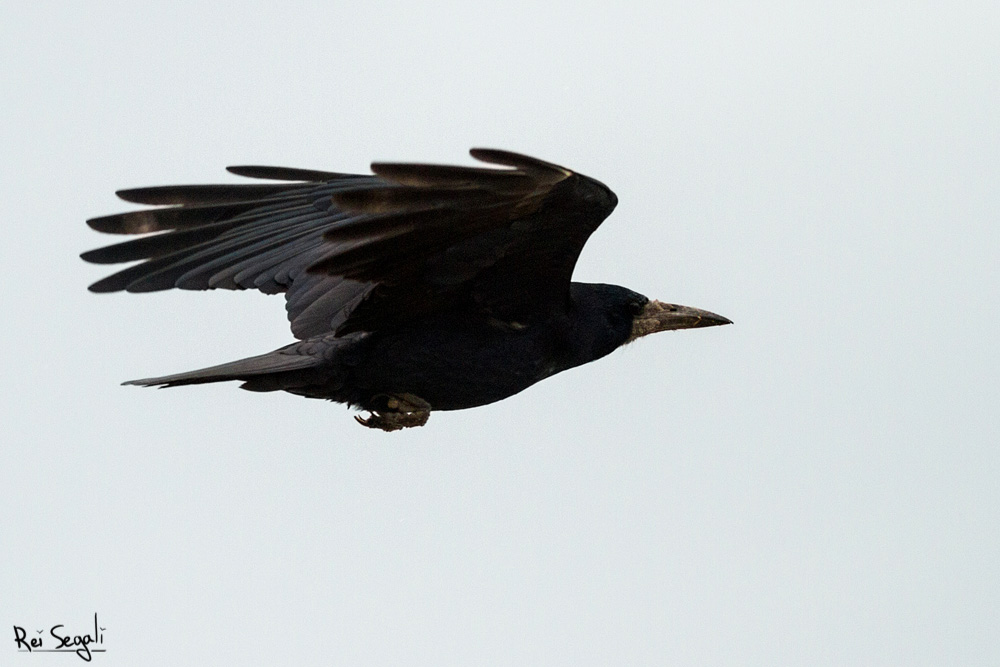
[83,149,730,431]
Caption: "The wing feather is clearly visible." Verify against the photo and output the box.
[116,183,298,206]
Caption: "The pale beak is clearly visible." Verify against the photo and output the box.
[628,300,732,342]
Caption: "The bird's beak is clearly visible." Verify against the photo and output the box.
[628,300,732,342]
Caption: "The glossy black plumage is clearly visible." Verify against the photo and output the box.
[83,149,730,430]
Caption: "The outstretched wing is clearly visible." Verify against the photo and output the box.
[82,149,618,336]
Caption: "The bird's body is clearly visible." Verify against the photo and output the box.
[83,150,729,430]
[248,282,640,408]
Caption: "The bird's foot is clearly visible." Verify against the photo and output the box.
[355,394,431,432]
[355,411,430,431]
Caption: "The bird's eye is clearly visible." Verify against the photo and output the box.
[628,301,645,317]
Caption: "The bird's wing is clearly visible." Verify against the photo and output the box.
[82,149,618,336]
[318,149,618,333]
[82,166,379,339]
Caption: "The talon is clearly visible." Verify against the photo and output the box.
[353,397,431,432]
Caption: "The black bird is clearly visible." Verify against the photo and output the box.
[83,149,730,431]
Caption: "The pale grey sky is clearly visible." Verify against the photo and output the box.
[3,1,999,665]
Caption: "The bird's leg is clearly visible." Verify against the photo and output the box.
[355,393,432,432]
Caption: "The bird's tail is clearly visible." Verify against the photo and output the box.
[123,345,325,390]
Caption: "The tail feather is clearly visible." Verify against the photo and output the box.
[124,348,321,388]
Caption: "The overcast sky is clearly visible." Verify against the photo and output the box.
[3,1,999,665]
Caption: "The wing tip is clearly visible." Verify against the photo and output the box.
[86,276,122,293]
[226,165,361,182]
[468,148,571,176]
[115,188,157,204]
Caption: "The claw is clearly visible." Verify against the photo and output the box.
[354,397,431,432]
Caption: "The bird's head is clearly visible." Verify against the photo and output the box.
[569,284,731,359]
[626,299,732,343]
